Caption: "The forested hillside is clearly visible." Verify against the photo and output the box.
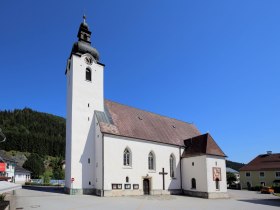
[0,108,65,157]
[226,160,245,171]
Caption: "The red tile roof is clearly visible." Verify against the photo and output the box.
[239,153,280,171]
[182,133,227,157]
[99,100,201,146]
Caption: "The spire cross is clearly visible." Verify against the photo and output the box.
[83,14,86,24]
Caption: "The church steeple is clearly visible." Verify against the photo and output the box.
[70,15,99,62]
[65,15,105,195]
[77,15,91,44]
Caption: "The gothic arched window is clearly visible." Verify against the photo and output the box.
[86,68,92,81]
[170,154,175,178]
[148,152,155,170]
[191,178,196,189]
[123,148,131,166]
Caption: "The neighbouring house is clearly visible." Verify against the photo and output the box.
[14,165,31,184]
[239,151,280,189]
[226,167,240,188]
[0,151,16,182]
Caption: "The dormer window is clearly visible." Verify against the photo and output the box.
[86,68,91,81]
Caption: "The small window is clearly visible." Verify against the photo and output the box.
[124,184,131,189]
[89,181,91,185]
[276,171,280,178]
[148,152,155,170]
[260,181,265,186]
[170,154,175,178]
[191,178,196,189]
[245,172,251,177]
[86,68,92,81]
[126,176,129,183]
[133,184,139,189]
[260,172,265,177]
[192,162,194,166]
[6,164,9,169]
[88,158,90,164]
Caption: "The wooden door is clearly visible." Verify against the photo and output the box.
[143,179,150,195]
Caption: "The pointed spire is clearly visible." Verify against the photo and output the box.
[83,14,86,24]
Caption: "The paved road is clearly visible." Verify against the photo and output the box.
[14,188,280,210]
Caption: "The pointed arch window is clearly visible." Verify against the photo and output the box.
[191,178,196,189]
[86,68,92,81]
[123,148,131,166]
[170,154,175,178]
[215,178,220,190]
[148,152,155,170]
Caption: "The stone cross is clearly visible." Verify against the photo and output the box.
[159,168,168,190]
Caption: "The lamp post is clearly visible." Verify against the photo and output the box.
[0,128,6,143]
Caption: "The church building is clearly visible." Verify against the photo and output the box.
[65,17,228,199]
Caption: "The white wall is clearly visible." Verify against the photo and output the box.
[94,115,103,190]
[103,134,181,192]
[206,155,227,193]
[182,155,208,192]
[182,155,227,193]
[5,162,15,182]
[15,173,30,184]
[65,53,104,190]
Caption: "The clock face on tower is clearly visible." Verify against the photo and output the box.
[84,56,93,65]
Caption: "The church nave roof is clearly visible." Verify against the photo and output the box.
[97,100,201,146]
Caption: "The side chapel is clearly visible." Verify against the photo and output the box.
[65,16,228,199]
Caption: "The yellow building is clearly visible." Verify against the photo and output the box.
[240,151,280,189]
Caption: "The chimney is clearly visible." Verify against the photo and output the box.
[267,151,272,155]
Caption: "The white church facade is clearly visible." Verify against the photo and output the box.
[65,17,228,199]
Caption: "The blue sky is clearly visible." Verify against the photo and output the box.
[0,0,279,163]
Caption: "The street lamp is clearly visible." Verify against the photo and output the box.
[0,128,6,143]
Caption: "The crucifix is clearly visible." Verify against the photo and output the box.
[159,168,168,190]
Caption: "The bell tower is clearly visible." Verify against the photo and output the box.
[65,15,105,194]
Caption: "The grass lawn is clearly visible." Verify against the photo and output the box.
[274,193,280,197]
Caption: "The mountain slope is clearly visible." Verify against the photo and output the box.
[0,108,65,157]
[226,160,245,171]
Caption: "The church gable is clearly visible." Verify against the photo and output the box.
[97,100,201,146]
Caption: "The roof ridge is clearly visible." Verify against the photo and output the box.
[105,99,195,126]
[259,153,280,156]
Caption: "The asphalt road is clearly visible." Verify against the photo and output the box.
[14,188,280,210]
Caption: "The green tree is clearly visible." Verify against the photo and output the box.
[50,157,64,179]
[227,172,237,186]
[23,153,45,178]
[42,170,52,184]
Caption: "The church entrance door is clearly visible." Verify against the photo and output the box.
[143,178,150,195]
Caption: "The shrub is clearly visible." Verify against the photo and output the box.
[273,187,280,193]
[250,186,262,191]
[0,194,6,201]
